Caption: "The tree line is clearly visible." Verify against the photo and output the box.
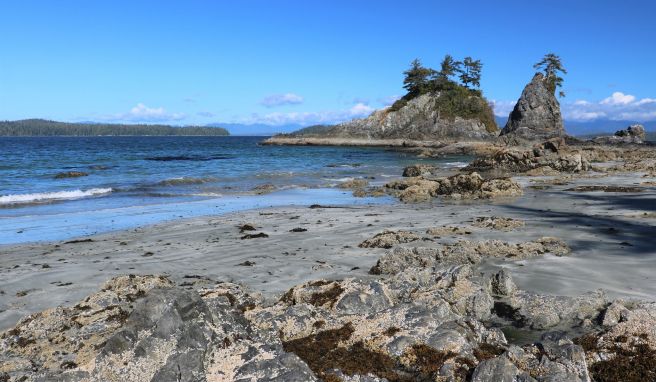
[401,54,483,100]
[400,52,566,101]
[0,119,230,136]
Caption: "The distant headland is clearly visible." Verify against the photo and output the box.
[0,119,229,136]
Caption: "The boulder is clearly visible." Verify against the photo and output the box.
[402,164,438,177]
[501,73,565,139]
[489,269,516,297]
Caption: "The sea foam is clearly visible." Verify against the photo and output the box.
[0,188,113,205]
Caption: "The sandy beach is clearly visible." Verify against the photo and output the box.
[2,170,654,332]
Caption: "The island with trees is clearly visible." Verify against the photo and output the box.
[0,119,229,136]
[266,53,499,144]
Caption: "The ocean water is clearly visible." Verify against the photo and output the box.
[0,136,469,244]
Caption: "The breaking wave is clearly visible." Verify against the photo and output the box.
[0,188,113,206]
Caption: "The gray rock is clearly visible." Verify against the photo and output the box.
[600,301,630,327]
[402,164,439,177]
[501,73,565,139]
[506,290,607,329]
[490,269,516,297]
[472,356,536,382]
[333,281,393,315]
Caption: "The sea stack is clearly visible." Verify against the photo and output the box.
[501,72,565,139]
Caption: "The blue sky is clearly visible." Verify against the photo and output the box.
[1,0,655,127]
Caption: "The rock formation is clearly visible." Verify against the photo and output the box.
[3,236,652,381]
[501,73,566,139]
[465,138,590,174]
[385,172,523,203]
[593,124,647,144]
[281,93,498,142]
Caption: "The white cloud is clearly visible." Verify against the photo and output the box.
[349,102,374,115]
[636,98,656,105]
[235,102,376,126]
[101,103,186,123]
[617,110,656,120]
[566,110,607,121]
[490,100,516,117]
[562,91,656,121]
[600,92,636,105]
[260,93,304,107]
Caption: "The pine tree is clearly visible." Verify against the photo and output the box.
[534,53,567,97]
[439,54,459,80]
[458,57,482,89]
[402,59,434,97]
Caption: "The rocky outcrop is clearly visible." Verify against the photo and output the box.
[465,138,591,174]
[501,73,565,139]
[402,164,439,177]
[0,275,315,382]
[472,216,525,231]
[369,237,570,275]
[593,124,647,144]
[3,236,655,381]
[337,178,369,189]
[271,93,498,143]
[386,172,523,203]
[359,230,420,249]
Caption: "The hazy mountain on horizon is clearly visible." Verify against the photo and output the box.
[206,122,303,136]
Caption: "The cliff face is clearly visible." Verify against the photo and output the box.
[295,93,498,141]
[501,73,565,139]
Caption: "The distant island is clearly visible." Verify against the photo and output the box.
[0,119,229,136]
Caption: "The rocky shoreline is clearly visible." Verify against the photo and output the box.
[2,228,654,381]
[2,139,656,381]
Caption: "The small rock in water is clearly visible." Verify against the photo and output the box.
[54,171,89,179]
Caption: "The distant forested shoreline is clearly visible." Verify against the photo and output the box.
[0,119,229,136]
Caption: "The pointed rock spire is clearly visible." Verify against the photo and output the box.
[501,73,565,139]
